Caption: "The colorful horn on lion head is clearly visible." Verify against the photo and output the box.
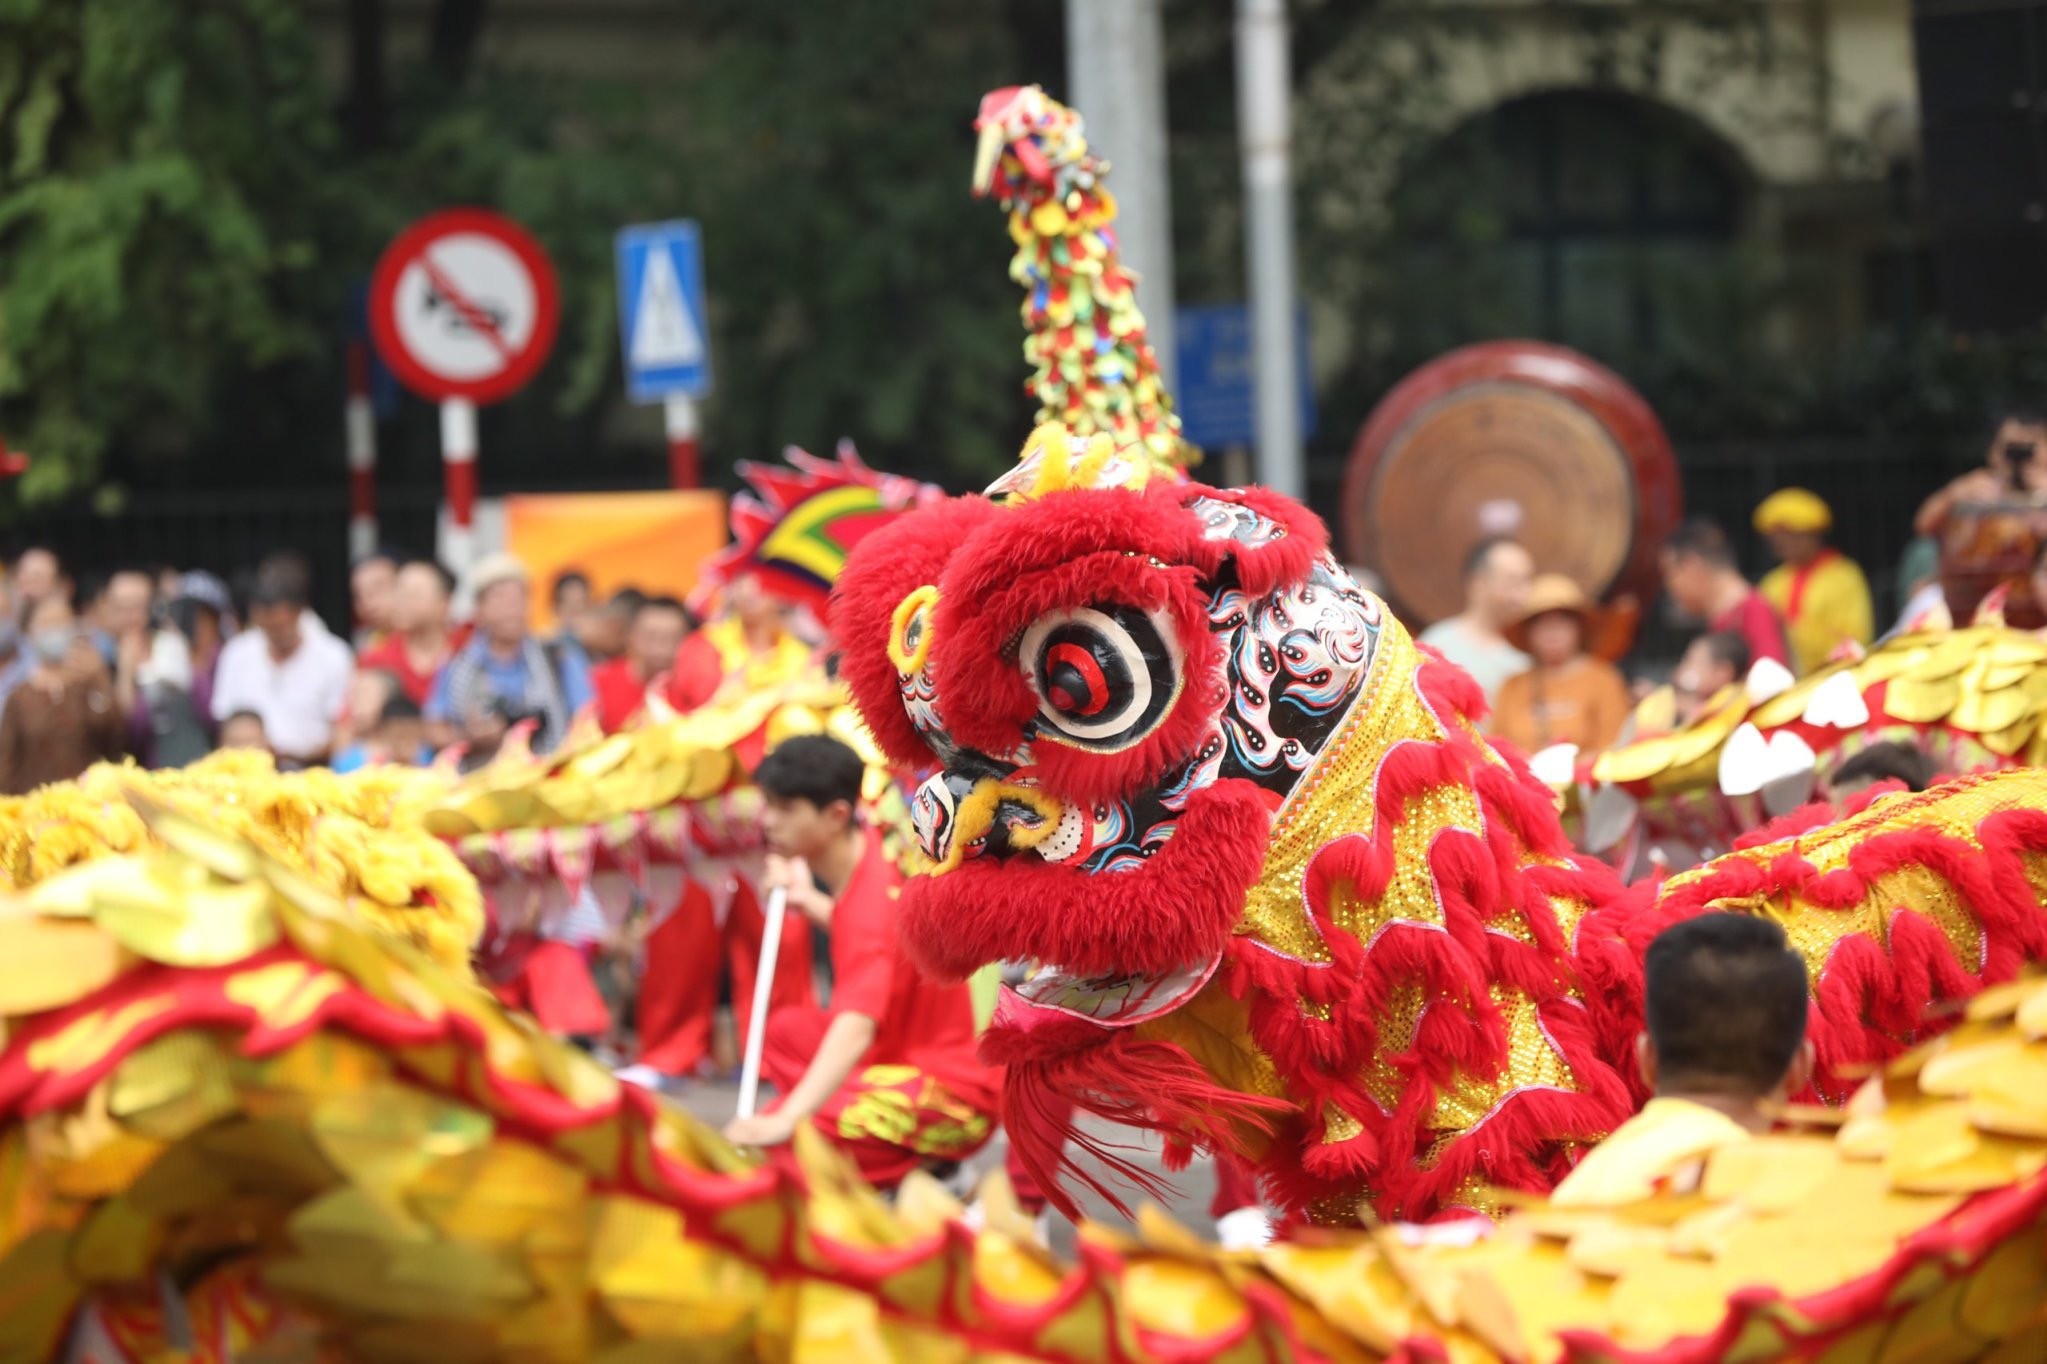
[834,422,1376,1023]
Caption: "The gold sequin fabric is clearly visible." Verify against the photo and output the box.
[1658,767,2047,1099]
[1149,618,1629,1222]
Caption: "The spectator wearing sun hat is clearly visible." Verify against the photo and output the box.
[1753,489,1873,676]
[1490,574,1632,756]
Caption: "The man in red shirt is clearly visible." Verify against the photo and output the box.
[723,735,999,1187]
[586,596,689,734]
[1659,519,1790,671]
[356,559,462,706]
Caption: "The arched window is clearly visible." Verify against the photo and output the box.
[1387,90,1748,361]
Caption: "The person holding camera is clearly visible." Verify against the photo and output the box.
[1914,410,2047,538]
[425,552,592,758]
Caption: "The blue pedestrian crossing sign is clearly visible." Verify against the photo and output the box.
[615,220,712,402]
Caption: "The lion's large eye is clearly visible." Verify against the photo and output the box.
[1019,604,1182,751]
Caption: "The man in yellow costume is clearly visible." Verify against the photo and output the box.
[1754,488,1873,674]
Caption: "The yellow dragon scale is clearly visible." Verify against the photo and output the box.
[0,777,2044,1360]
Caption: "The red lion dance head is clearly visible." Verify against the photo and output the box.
[833,426,1641,1224]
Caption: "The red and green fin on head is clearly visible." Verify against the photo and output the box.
[692,441,946,619]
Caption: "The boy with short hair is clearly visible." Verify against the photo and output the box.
[218,710,270,752]
[1554,913,1813,1206]
[723,734,999,1187]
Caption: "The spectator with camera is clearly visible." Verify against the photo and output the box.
[1915,409,2047,537]
[426,552,591,758]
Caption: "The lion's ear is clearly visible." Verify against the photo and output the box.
[830,497,1006,768]
[1179,486,1328,596]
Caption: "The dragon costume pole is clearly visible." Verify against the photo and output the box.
[735,885,788,1120]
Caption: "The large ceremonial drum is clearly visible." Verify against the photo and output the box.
[1341,341,1683,625]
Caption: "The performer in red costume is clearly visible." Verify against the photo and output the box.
[664,571,813,726]
[626,449,942,1089]
[724,735,999,1185]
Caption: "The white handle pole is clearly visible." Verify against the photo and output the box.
[735,886,788,1120]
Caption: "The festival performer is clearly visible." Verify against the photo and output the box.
[1659,518,1791,669]
[664,569,813,729]
[832,408,2047,1230]
[1490,573,1630,754]
[1753,488,1873,675]
[722,734,1000,1186]
[625,448,942,1089]
[626,575,820,1086]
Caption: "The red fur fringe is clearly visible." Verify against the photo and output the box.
[897,778,1273,982]
[831,496,1006,767]
[992,1028,1293,1221]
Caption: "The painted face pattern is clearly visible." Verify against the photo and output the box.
[1202,556,1381,798]
[1011,555,1382,878]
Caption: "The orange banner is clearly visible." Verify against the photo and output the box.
[504,490,728,630]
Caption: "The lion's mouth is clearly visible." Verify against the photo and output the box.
[913,770,1103,872]
[993,955,1221,1031]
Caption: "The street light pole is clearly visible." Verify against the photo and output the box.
[1066,0,1179,396]
[1235,0,1304,498]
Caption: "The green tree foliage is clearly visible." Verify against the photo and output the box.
[0,0,1060,503]
[0,0,340,499]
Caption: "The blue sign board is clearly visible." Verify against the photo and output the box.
[1174,303,1316,449]
[615,220,713,402]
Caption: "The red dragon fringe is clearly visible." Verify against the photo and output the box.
[988,1021,1294,1222]
[1581,787,2047,1104]
[1215,653,1639,1221]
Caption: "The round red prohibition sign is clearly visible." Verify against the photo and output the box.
[368,208,561,404]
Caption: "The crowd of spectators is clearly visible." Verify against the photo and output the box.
[0,544,703,794]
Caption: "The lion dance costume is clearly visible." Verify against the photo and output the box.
[832,421,2047,1238]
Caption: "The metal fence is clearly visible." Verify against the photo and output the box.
[25,487,444,630]
[21,436,1976,651]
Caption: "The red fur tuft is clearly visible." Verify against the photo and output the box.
[925,488,1223,808]
[896,778,1274,982]
[1176,483,1329,596]
[831,497,1006,767]
[992,1029,1293,1221]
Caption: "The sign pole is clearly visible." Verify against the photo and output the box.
[664,393,700,490]
[345,341,379,562]
[441,398,478,573]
